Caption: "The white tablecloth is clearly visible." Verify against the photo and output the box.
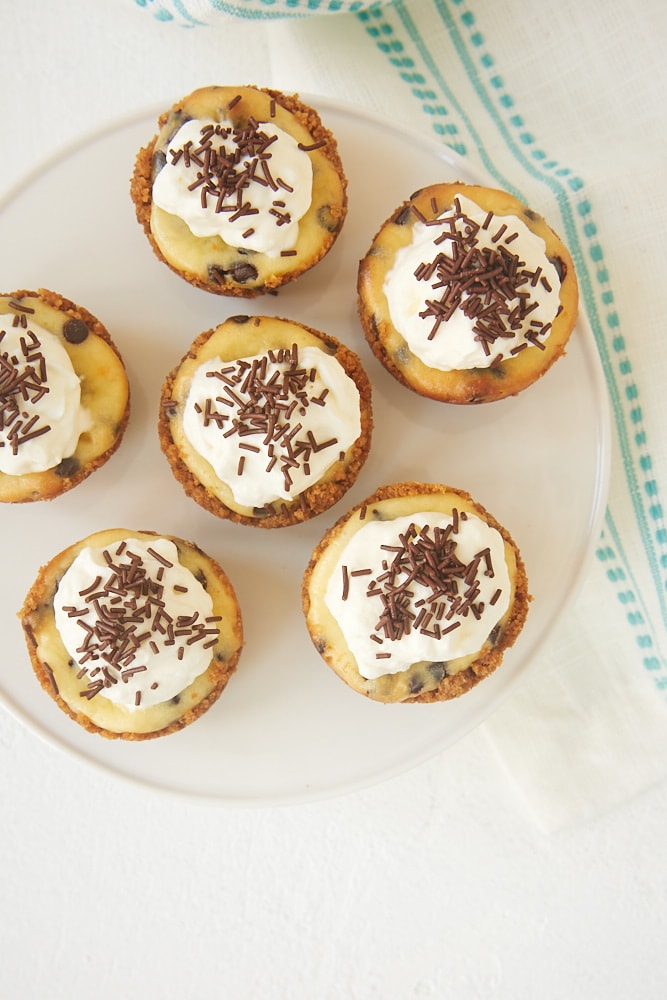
[1,2,666,997]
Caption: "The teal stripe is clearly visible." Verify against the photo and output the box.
[395,7,520,195]
[439,0,667,632]
[602,510,667,681]
[134,0,305,21]
[357,0,667,670]
[171,0,206,23]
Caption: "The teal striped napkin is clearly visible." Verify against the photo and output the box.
[134,0,667,829]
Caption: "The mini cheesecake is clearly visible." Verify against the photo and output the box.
[19,529,244,740]
[358,182,578,403]
[159,314,373,528]
[131,85,348,297]
[0,289,129,502]
[302,482,530,703]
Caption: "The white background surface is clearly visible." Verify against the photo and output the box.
[1,2,666,998]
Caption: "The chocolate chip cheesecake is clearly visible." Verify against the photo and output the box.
[358,182,578,403]
[0,288,129,502]
[131,85,348,296]
[159,314,373,528]
[302,482,530,702]
[19,529,244,739]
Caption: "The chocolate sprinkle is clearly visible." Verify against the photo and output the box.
[297,139,327,152]
[412,200,556,356]
[0,323,52,456]
[194,343,339,500]
[8,300,35,314]
[344,514,502,662]
[62,541,219,704]
[165,115,302,233]
[43,662,59,696]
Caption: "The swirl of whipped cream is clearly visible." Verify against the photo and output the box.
[54,538,217,709]
[325,511,511,680]
[152,117,313,257]
[383,194,561,371]
[182,345,361,508]
[0,320,90,476]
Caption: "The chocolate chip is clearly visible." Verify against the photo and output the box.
[54,456,80,478]
[524,208,541,222]
[208,261,259,286]
[317,204,341,234]
[170,694,181,705]
[233,262,259,283]
[472,365,504,380]
[315,637,326,654]
[428,661,448,682]
[393,204,413,226]
[230,315,251,324]
[165,111,192,143]
[152,149,167,178]
[63,319,89,344]
[549,255,566,280]
[408,674,424,694]
[488,624,502,646]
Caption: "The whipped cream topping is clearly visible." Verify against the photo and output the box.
[152,117,313,256]
[0,316,90,476]
[182,344,361,509]
[325,510,511,680]
[54,538,218,709]
[383,194,561,371]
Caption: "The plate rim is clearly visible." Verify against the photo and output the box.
[0,95,612,806]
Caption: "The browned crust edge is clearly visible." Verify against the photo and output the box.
[130,86,348,298]
[302,481,532,703]
[357,182,578,404]
[158,318,374,528]
[18,530,244,740]
[1,288,130,503]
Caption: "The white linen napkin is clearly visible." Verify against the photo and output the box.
[131,0,667,830]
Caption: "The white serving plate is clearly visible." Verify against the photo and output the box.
[0,96,610,804]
